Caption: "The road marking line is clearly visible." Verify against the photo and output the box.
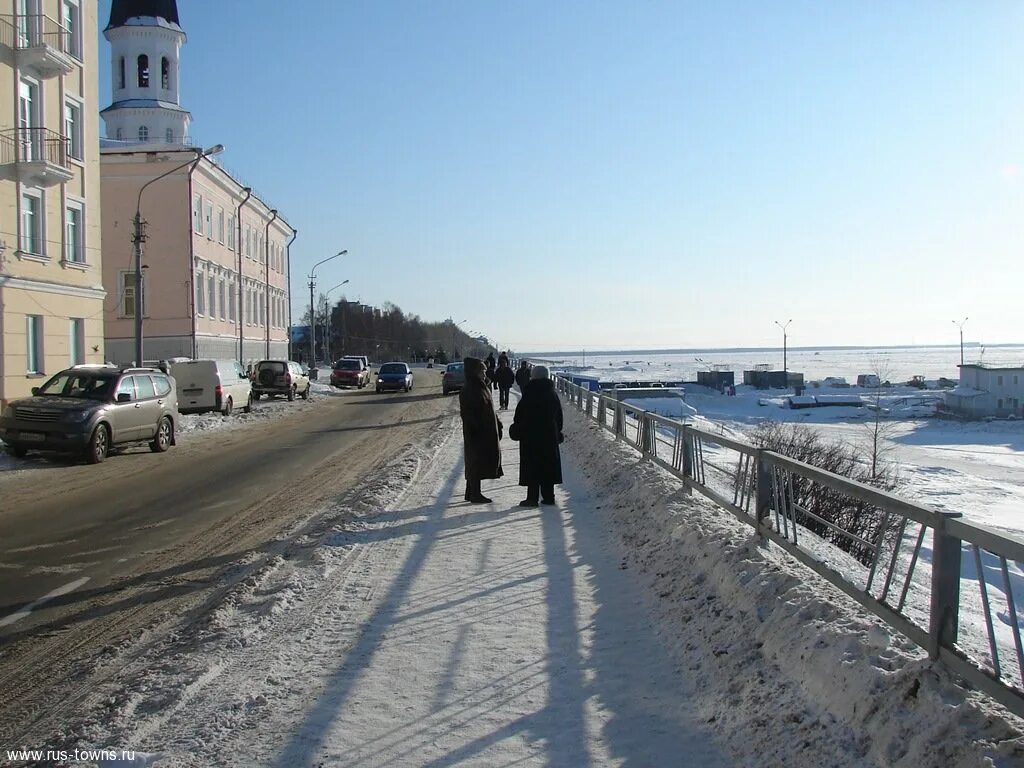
[0,577,90,628]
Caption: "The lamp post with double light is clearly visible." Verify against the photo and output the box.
[308,250,346,370]
[953,317,968,367]
[133,143,224,365]
[774,319,792,380]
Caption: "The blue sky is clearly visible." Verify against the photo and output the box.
[98,1,1024,352]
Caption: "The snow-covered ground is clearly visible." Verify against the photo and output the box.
[40,391,1024,767]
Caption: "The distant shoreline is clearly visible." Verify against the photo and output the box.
[522,342,1019,357]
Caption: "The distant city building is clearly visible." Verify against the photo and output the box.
[743,370,803,390]
[98,0,294,364]
[0,0,103,408]
[945,364,1024,419]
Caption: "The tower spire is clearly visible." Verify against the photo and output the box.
[107,0,180,30]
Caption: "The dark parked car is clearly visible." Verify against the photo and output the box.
[376,362,414,393]
[0,365,178,464]
[442,362,466,395]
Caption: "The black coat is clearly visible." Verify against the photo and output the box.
[515,367,531,390]
[512,378,563,486]
[459,358,503,481]
[495,365,516,389]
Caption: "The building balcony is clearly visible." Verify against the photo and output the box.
[0,128,74,187]
[0,14,76,77]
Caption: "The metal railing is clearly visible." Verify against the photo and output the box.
[556,376,1024,717]
[0,127,69,167]
[0,13,73,55]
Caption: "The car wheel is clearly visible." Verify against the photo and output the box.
[150,417,173,453]
[243,393,253,413]
[288,385,296,402]
[376,387,382,394]
[405,385,410,392]
[10,445,28,458]
[252,392,261,401]
[86,424,109,464]
[223,396,234,417]
[302,384,310,400]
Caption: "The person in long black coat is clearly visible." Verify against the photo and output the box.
[459,357,503,503]
[494,359,516,410]
[510,364,563,507]
[514,360,531,392]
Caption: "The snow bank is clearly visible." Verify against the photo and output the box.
[561,408,1024,767]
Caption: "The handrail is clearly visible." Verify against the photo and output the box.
[554,374,1024,717]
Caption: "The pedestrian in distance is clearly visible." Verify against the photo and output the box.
[494,357,516,410]
[515,360,531,392]
[485,353,498,391]
[459,357,503,504]
[509,364,563,507]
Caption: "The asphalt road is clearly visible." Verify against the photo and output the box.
[0,374,457,747]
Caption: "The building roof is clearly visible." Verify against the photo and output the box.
[100,99,191,116]
[107,0,180,29]
[959,363,1024,372]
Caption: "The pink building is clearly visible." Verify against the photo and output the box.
[99,0,293,365]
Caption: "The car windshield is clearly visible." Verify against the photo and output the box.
[379,364,406,374]
[36,372,117,400]
[335,360,361,371]
[446,364,464,373]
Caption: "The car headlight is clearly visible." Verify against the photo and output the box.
[66,410,92,422]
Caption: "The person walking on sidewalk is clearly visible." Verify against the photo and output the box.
[459,357,503,503]
[485,354,498,391]
[495,357,516,410]
[515,360,531,393]
[509,364,563,507]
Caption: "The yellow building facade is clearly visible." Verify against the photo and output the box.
[0,0,103,408]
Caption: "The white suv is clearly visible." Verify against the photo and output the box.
[251,360,311,401]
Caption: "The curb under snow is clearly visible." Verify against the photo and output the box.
[561,408,1024,768]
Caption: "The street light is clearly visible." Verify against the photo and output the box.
[774,319,792,378]
[133,143,224,365]
[953,317,968,367]
[450,318,467,361]
[323,279,350,362]
[308,250,347,368]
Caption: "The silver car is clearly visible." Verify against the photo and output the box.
[0,366,179,464]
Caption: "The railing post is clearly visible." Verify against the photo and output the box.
[640,413,652,457]
[681,424,693,492]
[928,514,962,659]
[755,449,771,540]
[598,396,607,428]
[614,402,623,440]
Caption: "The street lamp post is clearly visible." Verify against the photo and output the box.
[235,187,253,363]
[308,250,347,368]
[263,209,278,358]
[323,279,350,363]
[133,143,224,365]
[450,318,467,362]
[774,319,793,380]
[953,317,968,367]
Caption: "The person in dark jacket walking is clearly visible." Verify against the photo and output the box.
[459,357,503,503]
[515,360,531,392]
[494,357,516,410]
[485,354,497,390]
[510,364,563,507]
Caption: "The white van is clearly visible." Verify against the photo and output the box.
[172,359,252,415]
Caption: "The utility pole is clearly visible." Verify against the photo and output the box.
[774,319,792,378]
[953,317,968,367]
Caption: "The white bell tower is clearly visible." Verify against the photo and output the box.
[101,0,191,146]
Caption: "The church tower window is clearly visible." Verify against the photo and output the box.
[118,57,125,89]
[139,125,149,141]
[162,57,170,90]
[138,54,149,88]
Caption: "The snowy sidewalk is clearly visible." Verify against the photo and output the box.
[270,397,729,767]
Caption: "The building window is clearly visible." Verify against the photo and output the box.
[69,318,84,365]
[204,203,213,240]
[138,55,149,88]
[998,375,1004,386]
[118,56,125,89]
[227,215,236,250]
[208,274,217,319]
[245,225,251,257]
[228,280,236,321]
[64,100,82,160]
[138,125,149,142]
[26,315,43,374]
[259,292,265,327]
[166,127,174,144]
[62,0,81,59]
[193,194,203,234]
[65,203,84,263]
[20,191,42,255]
[195,271,205,315]
[121,272,144,317]
[217,208,225,244]
[219,280,226,320]
[116,127,123,141]
[161,57,170,90]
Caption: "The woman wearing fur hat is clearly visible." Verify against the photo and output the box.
[459,357,503,503]
[509,364,563,507]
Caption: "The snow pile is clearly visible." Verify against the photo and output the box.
[561,409,1024,766]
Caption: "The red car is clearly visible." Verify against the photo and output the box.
[330,358,370,388]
